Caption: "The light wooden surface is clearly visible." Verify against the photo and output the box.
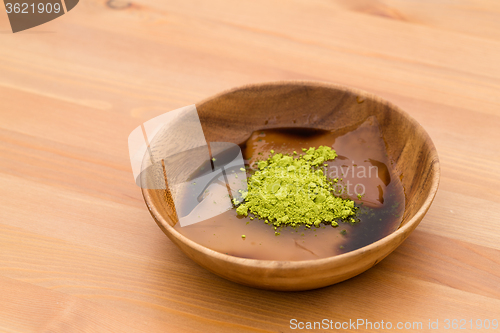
[0,0,499,331]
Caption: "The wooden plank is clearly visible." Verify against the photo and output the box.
[0,0,499,331]
[0,275,177,333]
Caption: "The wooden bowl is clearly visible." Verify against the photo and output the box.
[142,81,440,291]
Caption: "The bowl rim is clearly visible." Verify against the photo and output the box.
[142,80,441,269]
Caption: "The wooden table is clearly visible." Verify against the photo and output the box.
[1,0,499,331]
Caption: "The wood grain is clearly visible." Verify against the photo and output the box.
[1,0,499,331]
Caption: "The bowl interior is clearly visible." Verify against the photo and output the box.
[147,81,437,230]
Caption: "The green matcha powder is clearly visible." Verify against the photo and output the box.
[235,146,358,230]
